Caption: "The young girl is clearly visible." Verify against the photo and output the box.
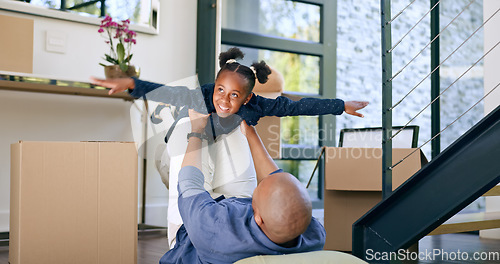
[91,47,368,247]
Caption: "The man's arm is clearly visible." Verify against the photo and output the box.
[176,109,210,198]
[240,121,279,184]
[176,110,227,253]
[181,109,208,170]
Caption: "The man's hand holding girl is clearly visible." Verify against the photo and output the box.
[188,109,210,133]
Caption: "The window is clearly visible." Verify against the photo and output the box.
[221,0,321,42]
[219,45,320,94]
[28,0,151,25]
[220,44,321,148]
[198,0,338,203]
[275,160,318,200]
[6,0,158,33]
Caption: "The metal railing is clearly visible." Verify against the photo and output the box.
[380,0,500,199]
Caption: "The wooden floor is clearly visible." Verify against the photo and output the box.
[417,233,500,263]
[137,230,170,264]
[0,244,6,264]
[0,232,498,263]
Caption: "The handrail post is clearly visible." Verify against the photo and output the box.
[381,0,393,199]
[431,0,441,158]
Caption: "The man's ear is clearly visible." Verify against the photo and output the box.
[254,211,263,227]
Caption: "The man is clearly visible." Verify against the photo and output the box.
[159,109,325,264]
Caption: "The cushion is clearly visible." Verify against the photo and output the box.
[234,251,368,264]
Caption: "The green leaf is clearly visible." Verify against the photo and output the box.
[99,63,107,67]
[104,54,119,64]
[119,62,128,72]
[117,43,125,63]
[124,54,133,63]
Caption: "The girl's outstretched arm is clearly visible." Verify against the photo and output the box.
[90,76,135,95]
[91,76,208,111]
[90,76,163,97]
[242,95,368,125]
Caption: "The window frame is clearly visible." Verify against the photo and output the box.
[1,0,158,34]
[196,0,337,201]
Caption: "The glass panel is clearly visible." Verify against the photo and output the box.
[439,0,484,152]
[221,45,320,94]
[336,0,433,158]
[222,0,320,42]
[221,45,320,146]
[281,116,319,146]
[30,0,61,9]
[439,0,485,215]
[274,160,319,199]
[28,0,152,27]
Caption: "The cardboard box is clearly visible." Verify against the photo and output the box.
[10,141,138,264]
[0,14,33,73]
[323,147,427,251]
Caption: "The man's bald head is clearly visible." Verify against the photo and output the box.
[252,172,312,245]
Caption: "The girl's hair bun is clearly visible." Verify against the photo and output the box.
[251,60,272,84]
[219,47,244,68]
[216,47,273,94]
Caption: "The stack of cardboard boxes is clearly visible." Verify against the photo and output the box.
[10,141,138,264]
[323,147,427,251]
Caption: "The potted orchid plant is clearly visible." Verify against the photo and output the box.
[98,15,138,78]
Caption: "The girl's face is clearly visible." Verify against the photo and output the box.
[213,71,253,117]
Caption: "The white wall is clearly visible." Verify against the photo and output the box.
[480,0,500,239]
[0,0,198,231]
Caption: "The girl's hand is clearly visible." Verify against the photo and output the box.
[90,77,135,95]
[188,109,210,133]
[344,101,369,118]
[240,120,257,137]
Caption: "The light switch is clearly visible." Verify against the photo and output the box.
[46,30,66,53]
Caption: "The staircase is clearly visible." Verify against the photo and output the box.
[428,185,500,236]
[352,105,500,260]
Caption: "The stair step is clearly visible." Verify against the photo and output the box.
[428,212,500,236]
[483,185,500,196]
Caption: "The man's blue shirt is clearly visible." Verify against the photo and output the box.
[159,166,326,264]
